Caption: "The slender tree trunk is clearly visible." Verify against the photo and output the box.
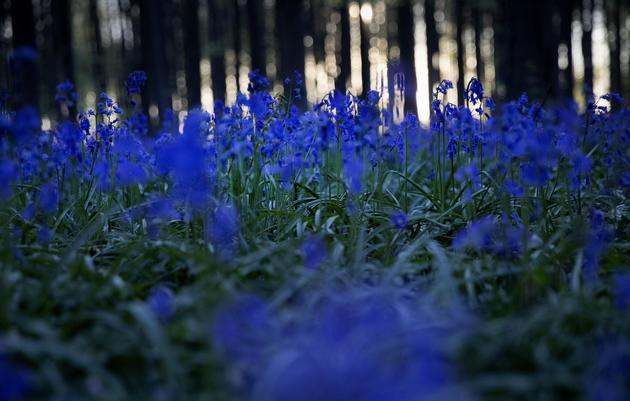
[233,0,242,88]
[310,0,326,67]
[608,0,622,97]
[456,0,465,105]
[495,0,557,101]
[10,0,38,109]
[559,0,574,99]
[335,0,351,93]
[473,5,484,86]
[51,0,74,84]
[183,0,201,107]
[275,0,305,107]
[360,14,370,95]
[247,0,266,73]
[397,0,417,114]
[209,0,227,103]
[425,0,440,101]
[139,0,171,118]
[89,0,106,92]
[581,0,594,95]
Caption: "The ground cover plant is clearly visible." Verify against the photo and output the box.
[0,69,629,401]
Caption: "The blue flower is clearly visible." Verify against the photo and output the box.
[207,203,239,257]
[301,234,328,269]
[390,210,408,229]
[614,272,630,310]
[247,70,270,94]
[148,285,174,321]
[125,70,148,95]
[0,355,31,400]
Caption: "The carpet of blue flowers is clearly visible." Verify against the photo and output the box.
[1,70,629,401]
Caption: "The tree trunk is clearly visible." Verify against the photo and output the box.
[89,0,107,92]
[139,0,171,117]
[10,0,38,109]
[495,0,557,102]
[559,0,574,99]
[473,5,484,88]
[51,0,74,84]
[183,0,201,107]
[581,0,594,95]
[397,0,417,114]
[456,0,465,105]
[247,0,266,73]
[360,14,370,95]
[425,0,440,101]
[608,0,622,97]
[335,0,351,93]
[232,0,242,88]
[275,0,305,107]
[209,0,227,103]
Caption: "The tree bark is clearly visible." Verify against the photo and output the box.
[473,4,483,88]
[425,0,440,101]
[559,0,574,99]
[183,0,201,107]
[139,0,171,116]
[209,0,227,103]
[397,0,417,114]
[247,0,266,73]
[89,0,107,92]
[51,0,74,84]
[607,0,622,96]
[10,0,38,108]
[275,0,305,107]
[455,0,465,105]
[335,0,351,93]
[360,13,370,95]
[581,0,594,95]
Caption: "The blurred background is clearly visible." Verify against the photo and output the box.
[1,0,628,126]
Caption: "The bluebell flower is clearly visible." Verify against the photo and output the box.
[587,342,630,401]
[301,234,328,269]
[0,355,31,401]
[435,80,453,96]
[583,208,614,281]
[0,160,17,199]
[212,287,466,401]
[207,203,239,257]
[614,272,630,310]
[55,81,79,108]
[390,210,408,229]
[148,285,175,321]
[125,70,147,95]
[247,70,270,94]
[344,157,364,194]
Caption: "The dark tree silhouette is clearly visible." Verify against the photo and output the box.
[232,0,243,87]
[139,0,171,116]
[360,11,370,95]
[473,4,484,89]
[425,0,440,101]
[275,0,305,106]
[397,0,417,114]
[10,0,38,108]
[183,0,201,107]
[559,0,575,98]
[209,0,228,103]
[247,0,266,73]
[89,0,106,92]
[310,0,326,68]
[495,0,558,101]
[335,0,351,93]
[51,0,74,85]
[607,0,622,97]
[581,0,594,95]
[455,0,465,105]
